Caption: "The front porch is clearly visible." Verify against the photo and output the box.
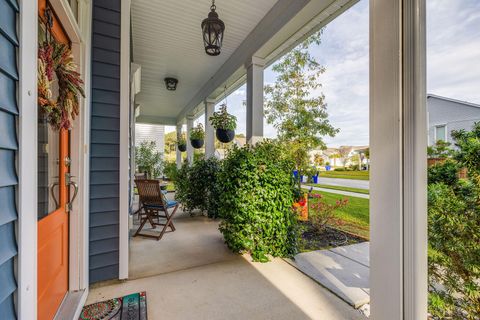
[89,205,365,320]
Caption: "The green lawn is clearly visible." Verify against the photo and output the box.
[318,170,370,181]
[306,183,369,195]
[310,190,370,239]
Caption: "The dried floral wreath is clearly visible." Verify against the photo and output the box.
[38,41,85,130]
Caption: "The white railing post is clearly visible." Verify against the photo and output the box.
[370,0,427,319]
[186,116,194,164]
[245,56,264,145]
[204,99,216,158]
[176,123,183,168]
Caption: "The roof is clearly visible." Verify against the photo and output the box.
[427,94,480,109]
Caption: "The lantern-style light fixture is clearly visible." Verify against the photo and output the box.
[164,77,178,91]
[201,0,225,56]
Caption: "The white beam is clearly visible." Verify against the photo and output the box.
[176,123,182,169]
[136,115,177,126]
[186,116,194,164]
[204,100,216,158]
[245,57,265,145]
[370,0,427,319]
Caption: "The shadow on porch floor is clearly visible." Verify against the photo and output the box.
[87,203,365,319]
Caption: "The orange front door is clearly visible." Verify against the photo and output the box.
[37,2,71,319]
[38,129,70,320]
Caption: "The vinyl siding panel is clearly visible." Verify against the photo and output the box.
[89,0,121,283]
[0,0,17,316]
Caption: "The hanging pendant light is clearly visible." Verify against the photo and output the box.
[201,0,225,56]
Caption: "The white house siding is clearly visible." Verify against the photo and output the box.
[135,123,165,155]
[427,95,480,146]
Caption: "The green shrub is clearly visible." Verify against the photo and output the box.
[334,167,345,172]
[218,141,298,262]
[135,141,163,178]
[163,161,178,181]
[427,123,480,318]
[173,158,221,217]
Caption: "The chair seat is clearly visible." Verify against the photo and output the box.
[145,200,178,209]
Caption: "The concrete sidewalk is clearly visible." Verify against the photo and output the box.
[317,177,369,190]
[287,242,370,309]
[303,185,370,199]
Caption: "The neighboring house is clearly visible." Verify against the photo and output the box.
[135,123,165,155]
[428,94,480,146]
[309,146,369,167]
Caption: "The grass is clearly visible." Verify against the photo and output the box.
[309,190,370,239]
[318,170,370,180]
[306,183,369,195]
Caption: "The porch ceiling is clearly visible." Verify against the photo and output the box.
[132,0,278,123]
[132,0,358,125]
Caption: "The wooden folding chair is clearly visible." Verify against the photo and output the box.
[134,179,179,240]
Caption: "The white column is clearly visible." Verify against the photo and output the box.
[176,123,182,168]
[245,56,264,145]
[186,116,194,164]
[370,0,427,319]
[204,99,215,158]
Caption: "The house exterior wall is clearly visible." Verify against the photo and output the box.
[427,95,480,145]
[0,0,19,317]
[89,0,122,284]
[135,123,165,155]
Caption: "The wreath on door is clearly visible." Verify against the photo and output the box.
[38,41,85,130]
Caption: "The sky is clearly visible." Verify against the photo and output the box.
[168,0,480,148]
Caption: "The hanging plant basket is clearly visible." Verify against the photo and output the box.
[210,103,237,143]
[178,144,187,152]
[216,128,235,143]
[190,139,204,149]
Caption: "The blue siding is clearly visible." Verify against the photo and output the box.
[0,0,18,317]
[89,0,121,284]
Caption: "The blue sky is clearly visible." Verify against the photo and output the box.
[172,0,480,148]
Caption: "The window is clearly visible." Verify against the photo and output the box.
[435,125,446,142]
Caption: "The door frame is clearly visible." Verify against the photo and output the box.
[17,0,92,318]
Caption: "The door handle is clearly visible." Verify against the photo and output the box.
[67,180,79,213]
[49,182,59,208]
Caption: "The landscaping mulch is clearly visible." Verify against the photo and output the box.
[298,221,367,252]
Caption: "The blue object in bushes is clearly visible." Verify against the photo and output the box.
[325,165,331,171]
[293,170,299,179]
[312,175,318,184]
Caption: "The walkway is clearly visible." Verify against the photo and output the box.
[317,177,369,190]
[287,242,370,309]
[303,185,370,199]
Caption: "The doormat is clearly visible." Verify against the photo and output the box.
[79,292,147,320]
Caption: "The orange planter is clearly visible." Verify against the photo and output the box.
[293,195,308,221]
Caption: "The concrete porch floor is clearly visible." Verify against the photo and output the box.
[87,204,365,319]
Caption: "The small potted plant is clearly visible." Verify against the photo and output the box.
[189,123,205,149]
[209,104,237,143]
[177,134,187,152]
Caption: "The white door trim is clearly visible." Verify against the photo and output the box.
[119,0,132,280]
[17,0,39,318]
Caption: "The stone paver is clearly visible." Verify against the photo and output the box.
[287,243,370,308]
[329,242,370,267]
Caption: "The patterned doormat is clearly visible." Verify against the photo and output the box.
[79,292,147,320]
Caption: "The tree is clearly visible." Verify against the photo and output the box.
[264,30,338,192]
[337,147,351,168]
[427,123,480,318]
[135,141,163,178]
[314,153,324,167]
